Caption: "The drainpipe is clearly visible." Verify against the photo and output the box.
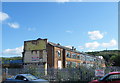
[52,46,54,68]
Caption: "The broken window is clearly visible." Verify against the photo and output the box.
[66,52,71,58]
[57,50,61,58]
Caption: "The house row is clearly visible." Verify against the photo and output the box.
[22,38,105,69]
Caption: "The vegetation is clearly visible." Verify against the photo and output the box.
[1,56,22,68]
[86,50,120,67]
[2,56,22,61]
[1,50,120,67]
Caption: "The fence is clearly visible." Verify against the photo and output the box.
[1,66,120,83]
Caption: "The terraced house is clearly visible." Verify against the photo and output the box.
[23,38,105,69]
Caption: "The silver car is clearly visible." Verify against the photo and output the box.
[2,74,49,83]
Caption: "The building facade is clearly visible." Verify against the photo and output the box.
[23,38,105,69]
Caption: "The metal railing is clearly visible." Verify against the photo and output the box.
[1,66,120,83]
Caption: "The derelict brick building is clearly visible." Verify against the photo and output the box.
[22,38,105,69]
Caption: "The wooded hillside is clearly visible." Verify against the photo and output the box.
[86,50,120,67]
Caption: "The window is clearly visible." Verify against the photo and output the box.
[80,54,85,61]
[32,41,37,45]
[25,74,38,80]
[78,63,81,67]
[72,54,77,59]
[71,62,76,68]
[107,74,120,80]
[77,55,80,59]
[15,76,26,80]
[57,50,61,58]
[66,52,71,58]
[86,56,94,62]
[86,56,90,61]
[31,50,37,54]
[39,50,43,59]
[66,61,71,68]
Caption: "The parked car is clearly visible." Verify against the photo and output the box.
[89,72,120,83]
[2,74,49,83]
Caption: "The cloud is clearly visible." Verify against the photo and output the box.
[66,30,73,33]
[88,30,104,40]
[101,39,117,48]
[80,39,117,52]
[0,12,9,21]
[85,41,100,49]
[0,12,20,29]
[8,22,20,29]
[2,46,23,56]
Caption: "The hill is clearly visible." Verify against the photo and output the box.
[86,50,120,67]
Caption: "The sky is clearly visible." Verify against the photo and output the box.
[2,0,120,2]
[1,2,118,57]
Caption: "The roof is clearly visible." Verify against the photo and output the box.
[48,42,99,58]
[48,42,82,54]
[24,38,47,43]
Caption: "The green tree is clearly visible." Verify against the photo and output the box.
[86,50,120,67]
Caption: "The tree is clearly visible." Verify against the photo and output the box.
[110,54,120,66]
[86,50,120,67]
